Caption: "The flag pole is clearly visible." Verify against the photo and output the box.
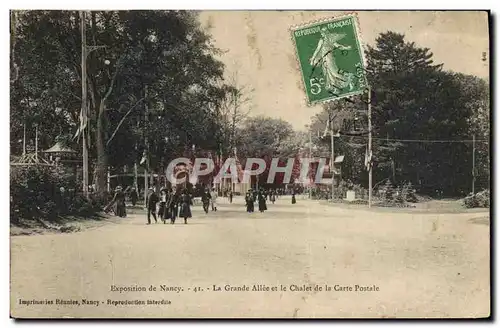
[368,86,372,208]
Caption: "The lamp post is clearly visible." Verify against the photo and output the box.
[232,147,237,194]
[327,112,339,202]
[307,132,318,199]
[310,143,318,199]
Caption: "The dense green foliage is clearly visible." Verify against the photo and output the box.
[310,32,490,197]
[11,10,233,197]
[10,166,101,224]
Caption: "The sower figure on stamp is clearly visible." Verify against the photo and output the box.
[146,187,159,225]
[179,189,193,224]
[309,28,354,92]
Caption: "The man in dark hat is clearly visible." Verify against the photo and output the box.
[201,188,211,214]
[146,187,159,224]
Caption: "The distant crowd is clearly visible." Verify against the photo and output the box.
[103,185,301,225]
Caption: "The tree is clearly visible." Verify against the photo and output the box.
[453,73,490,191]
[308,95,368,186]
[279,130,308,158]
[365,32,445,188]
[215,74,252,158]
[364,32,477,195]
[11,10,229,197]
[233,116,299,185]
[307,31,489,196]
[235,116,294,159]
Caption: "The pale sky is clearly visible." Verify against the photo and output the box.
[199,11,490,130]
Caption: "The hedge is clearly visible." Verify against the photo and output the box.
[463,190,490,208]
[10,165,102,224]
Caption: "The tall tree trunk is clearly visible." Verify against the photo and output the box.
[95,100,107,199]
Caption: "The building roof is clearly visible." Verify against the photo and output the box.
[43,142,77,154]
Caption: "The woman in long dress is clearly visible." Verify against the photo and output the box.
[158,188,167,224]
[169,188,179,224]
[291,190,297,205]
[210,188,218,212]
[245,191,254,213]
[107,186,126,217]
[258,190,267,213]
[179,190,193,224]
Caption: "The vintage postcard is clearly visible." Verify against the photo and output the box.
[10,10,490,319]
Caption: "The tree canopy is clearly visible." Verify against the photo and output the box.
[11,10,234,195]
[309,32,490,196]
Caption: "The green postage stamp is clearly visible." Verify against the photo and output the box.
[291,14,368,105]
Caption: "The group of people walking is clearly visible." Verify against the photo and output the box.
[201,188,219,214]
[105,186,194,224]
[106,184,298,223]
[146,187,194,225]
[244,189,278,213]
